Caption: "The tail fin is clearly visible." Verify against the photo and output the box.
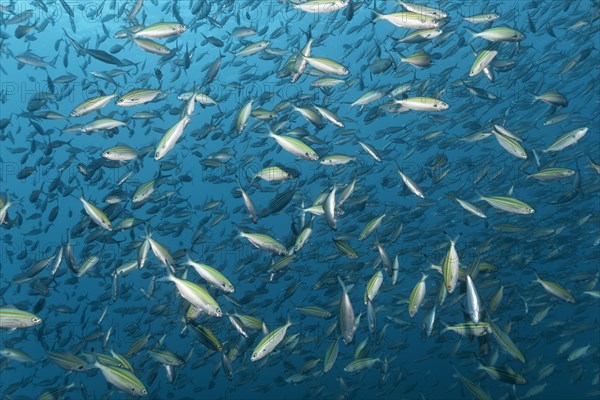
[372,0,383,21]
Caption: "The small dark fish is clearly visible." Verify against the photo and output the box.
[17,167,36,180]
[260,185,296,217]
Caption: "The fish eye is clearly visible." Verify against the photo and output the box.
[32,317,41,323]
[142,389,148,395]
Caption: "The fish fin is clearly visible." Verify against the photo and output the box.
[464,26,479,42]
[474,190,484,202]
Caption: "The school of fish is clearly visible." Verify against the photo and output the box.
[0,0,599,399]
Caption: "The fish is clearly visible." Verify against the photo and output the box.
[133,23,187,39]
[543,127,588,152]
[91,353,148,397]
[102,145,139,161]
[408,274,427,318]
[323,338,339,373]
[154,116,191,160]
[488,320,526,364]
[71,94,116,117]
[492,128,527,159]
[302,55,349,76]
[338,276,356,344]
[344,358,381,373]
[373,11,440,29]
[534,90,568,107]
[185,257,235,293]
[452,366,492,400]
[235,100,253,134]
[147,348,185,366]
[442,238,460,294]
[463,13,501,24]
[454,197,487,218]
[293,0,349,13]
[79,196,112,231]
[159,269,223,317]
[268,131,319,161]
[364,270,383,304]
[117,89,166,107]
[0,308,42,329]
[470,26,525,42]
[526,168,576,181]
[477,363,527,385]
[323,186,337,230]
[251,319,292,361]
[478,194,535,215]
[469,49,498,77]
[465,274,481,324]
[395,97,449,111]
[533,270,576,303]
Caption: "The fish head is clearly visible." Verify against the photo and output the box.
[132,387,148,397]
[436,101,449,110]
[576,127,589,138]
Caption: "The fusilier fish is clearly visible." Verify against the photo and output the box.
[251,320,292,361]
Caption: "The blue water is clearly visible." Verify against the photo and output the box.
[1,1,599,399]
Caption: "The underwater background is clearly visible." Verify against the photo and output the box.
[0,1,599,399]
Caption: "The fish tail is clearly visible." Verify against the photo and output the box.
[337,275,347,292]
[464,26,478,43]
[371,9,382,21]
[474,189,484,202]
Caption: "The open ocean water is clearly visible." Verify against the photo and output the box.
[0,1,599,399]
